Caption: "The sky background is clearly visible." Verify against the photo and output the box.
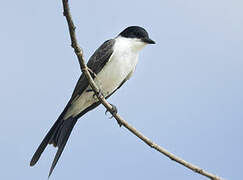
[0,0,242,179]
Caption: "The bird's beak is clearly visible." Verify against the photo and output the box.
[142,38,156,44]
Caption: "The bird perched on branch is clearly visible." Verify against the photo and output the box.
[30,26,155,177]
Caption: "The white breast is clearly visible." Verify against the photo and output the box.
[95,38,140,96]
[64,36,146,119]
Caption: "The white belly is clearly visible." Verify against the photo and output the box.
[96,50,138,96]
[64,48,139,119]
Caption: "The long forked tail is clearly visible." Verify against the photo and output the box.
[30,116,78,177]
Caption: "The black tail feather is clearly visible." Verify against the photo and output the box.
[30,101,101,177]
[30,116,78,177]
[48,117,78,177]
[30,119,62,166]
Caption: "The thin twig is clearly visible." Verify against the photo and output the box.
[61,1,225,180]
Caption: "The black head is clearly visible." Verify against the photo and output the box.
[119,26,155,44]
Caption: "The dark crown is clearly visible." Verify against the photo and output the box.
[119,26,149,39]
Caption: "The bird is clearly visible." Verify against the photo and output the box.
[30,26,155,177]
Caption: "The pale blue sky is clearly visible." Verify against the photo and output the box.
[0,0,242,179]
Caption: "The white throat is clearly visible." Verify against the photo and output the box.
[114,36,147,53]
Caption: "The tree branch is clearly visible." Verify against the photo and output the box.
[61,1,225,180]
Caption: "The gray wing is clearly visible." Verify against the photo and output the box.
[70,39,115,101]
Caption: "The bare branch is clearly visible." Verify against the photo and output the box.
[61,1,226,180]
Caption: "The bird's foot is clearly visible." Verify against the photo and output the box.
[105,103,122,127]
[94,89,104,99]
[105,103,118,118]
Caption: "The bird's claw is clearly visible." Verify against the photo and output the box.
[105,103,118,117]
[105,103,122,126]
[86,90,121,126]
[96,89,104,98]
